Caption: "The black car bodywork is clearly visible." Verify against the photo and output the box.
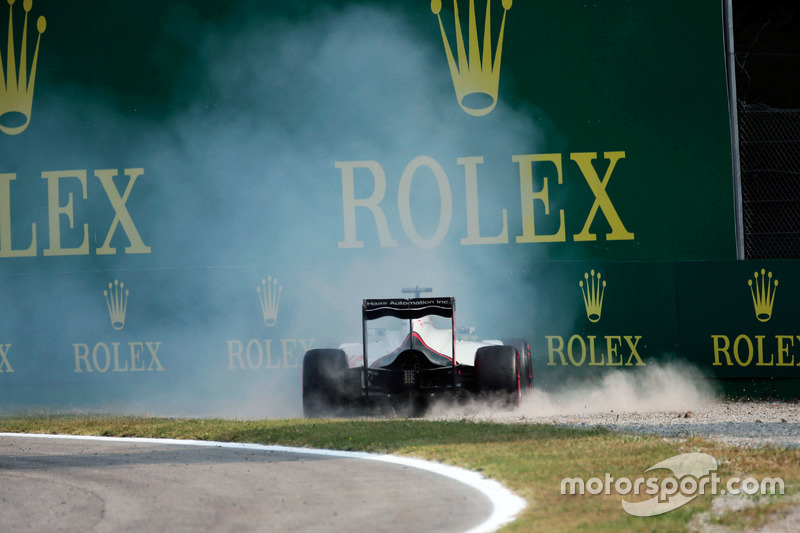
[302,297,531,417]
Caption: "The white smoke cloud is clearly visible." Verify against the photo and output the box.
[1,2,562,417]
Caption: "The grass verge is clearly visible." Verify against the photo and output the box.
[1,416,798,532]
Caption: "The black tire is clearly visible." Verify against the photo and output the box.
[474,345,521,407]
[302,349,352,417]
[502,338,533,392]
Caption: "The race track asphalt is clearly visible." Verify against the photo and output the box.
[0,434,502,532]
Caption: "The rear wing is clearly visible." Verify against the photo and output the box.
[360,297,457,395]
[362,298,455,321]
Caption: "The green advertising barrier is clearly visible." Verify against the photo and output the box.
[528,261,679,376]
[677,261,800,398]
[528,260,800,399]
[0,1,765,415]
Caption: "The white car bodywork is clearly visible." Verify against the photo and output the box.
[340,315,501,368]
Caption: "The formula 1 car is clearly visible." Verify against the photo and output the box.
[302,297,532,417]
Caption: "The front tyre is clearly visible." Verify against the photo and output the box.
[302,349,352,417]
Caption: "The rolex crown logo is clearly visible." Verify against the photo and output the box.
[104,280,129,331]
[257,276,282,327]
[748,269,778,323]
[431,0,512,117]
[579,270,606,323]
[1,0,46,135]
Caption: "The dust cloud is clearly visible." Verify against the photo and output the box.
[426,362,717,421]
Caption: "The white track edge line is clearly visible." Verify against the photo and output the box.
[0,432,526,533]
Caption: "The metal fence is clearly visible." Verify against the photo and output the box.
[738,102,800,259]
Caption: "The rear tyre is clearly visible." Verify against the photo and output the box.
[502,338,533,392]
[474,345,521,408]
[302,349,352,418]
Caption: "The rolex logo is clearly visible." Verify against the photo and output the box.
[104,280,129,330]
[748,269,777,323]
[257,276,282,327]
[579,270,606,323]
[431,0,512,117]
[1,0,46,135]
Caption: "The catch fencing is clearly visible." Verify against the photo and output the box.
[738,102,800,259]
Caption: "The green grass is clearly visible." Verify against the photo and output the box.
[1,416,798,532]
